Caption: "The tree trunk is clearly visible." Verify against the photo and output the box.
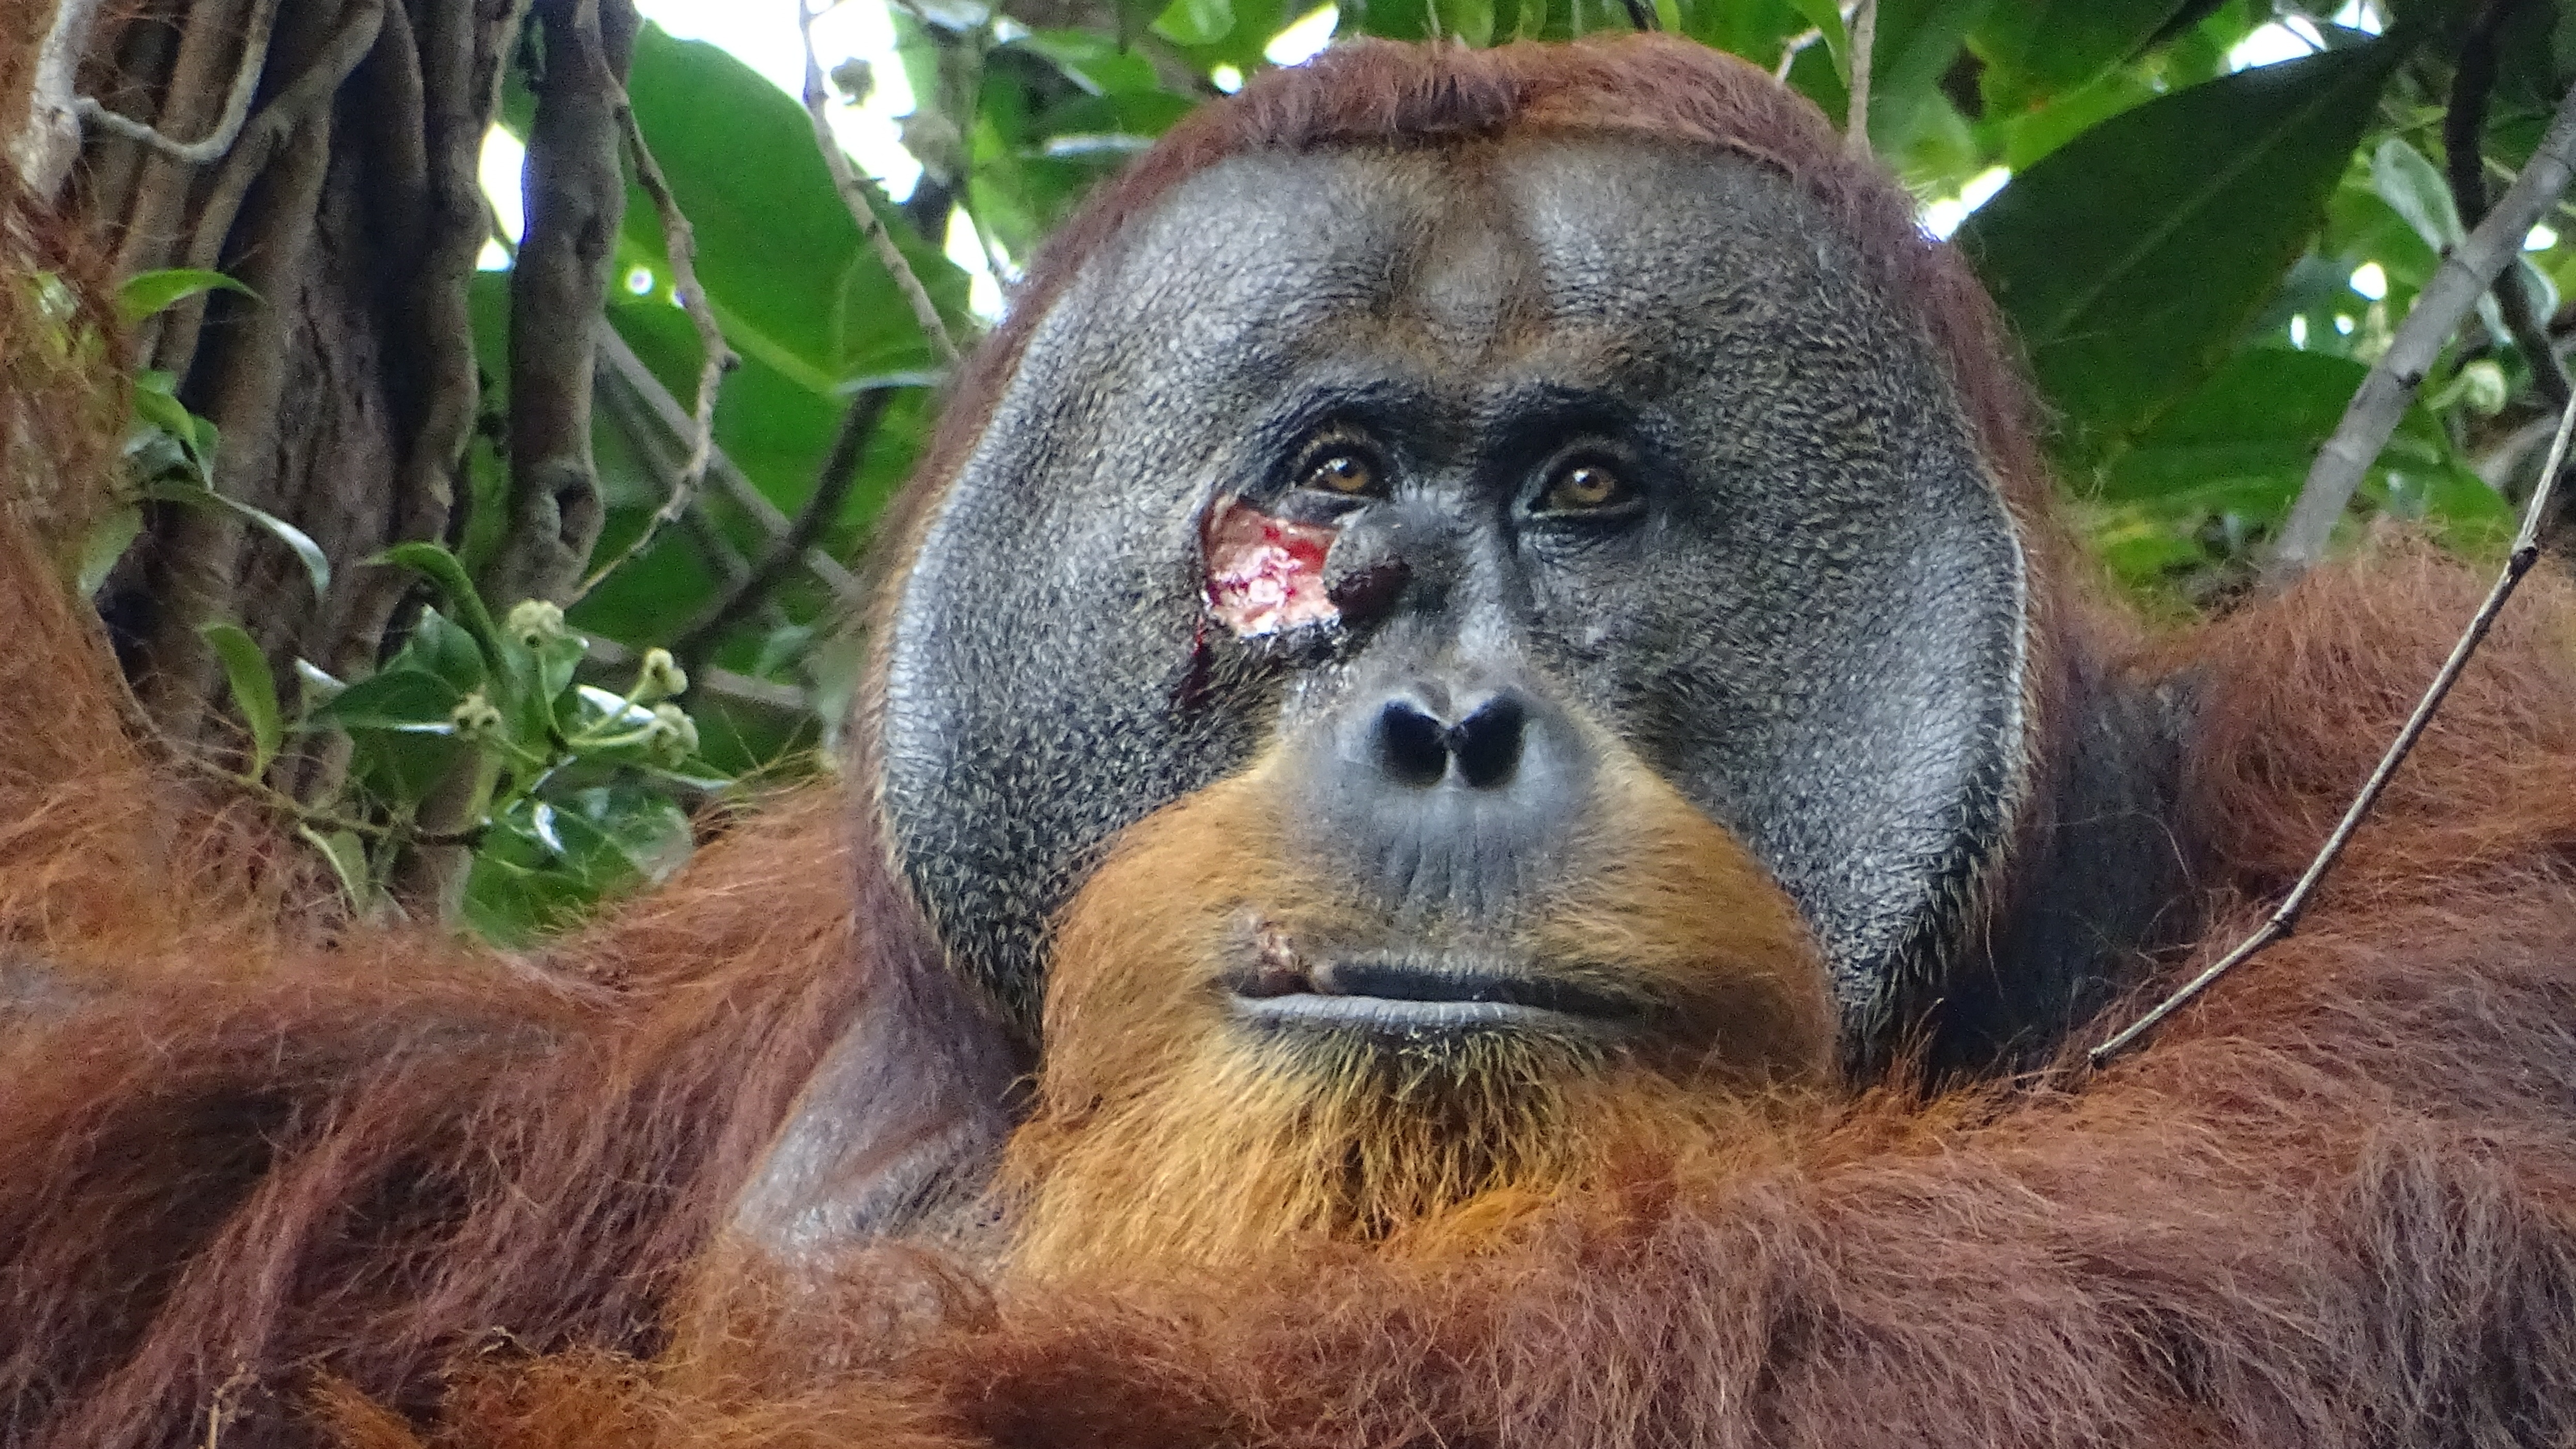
[6,0,636,785]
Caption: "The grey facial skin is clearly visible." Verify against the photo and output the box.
[879,134,2032,1048]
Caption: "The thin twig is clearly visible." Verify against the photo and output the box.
[1615,0,1659,33]
[673,385,890,674]
[2445,0,2569,410]
[572,79,739,600]
[72,0,283,166]
[798,0,960,366]
[1773,27,1820,81]
[1844,0,1877,161]
[2093,383,2576,1069]
[2268,74,2576,585]
[590,328,861,600]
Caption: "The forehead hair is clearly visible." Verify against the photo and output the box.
[880,35,2049,595]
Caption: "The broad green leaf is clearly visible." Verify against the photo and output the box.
[2369,135,2462,253]
[143,479,332,598]
[1006,30,1159,96]
[1152,0,1235,48]
[1957,37,2411,458]
[620,27,969,387]
[1972,0,2187,111]
[199,622,283,776]
[375,542,500,653]
[310,667,465,733]
[460,851,595,946]
[75,504,142,596]
[116,267,255,324]
[1785,0,1846,56]
[2105,348,2368,501]
[1995,67,2158,171]
[1037,91,1197,144]
[1345,0,1433,41]
[129,371,203,461]
[1783,0,1988,153]
[297,825,376,912]
[1431,0,1493,44]
[564,782,695,885]
[398,608,486,695]
[293,658,346,715]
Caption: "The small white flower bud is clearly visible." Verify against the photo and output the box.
[2457,359,2508,417]
[449,690,503,742]
[634,647,689,704]
[646,702,699,764]
[506,598,567,649]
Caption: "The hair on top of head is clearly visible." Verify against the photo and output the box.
[879,36,2049,619]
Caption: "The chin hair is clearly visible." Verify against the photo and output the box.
[997,1020,1808,1281]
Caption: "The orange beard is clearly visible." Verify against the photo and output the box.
[999,752,1836,1281]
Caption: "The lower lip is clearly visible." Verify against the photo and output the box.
[1229,992,1617,1037]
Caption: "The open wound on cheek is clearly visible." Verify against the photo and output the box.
[1202,496,1338,638]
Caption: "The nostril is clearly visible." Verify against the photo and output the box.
[1448,695,1525,790]
[1375,700,1451,788]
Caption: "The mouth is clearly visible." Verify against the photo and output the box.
[1221,928,1640,1039]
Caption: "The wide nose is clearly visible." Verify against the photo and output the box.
[1302,672,1591,919]
[1372,690,1528,791]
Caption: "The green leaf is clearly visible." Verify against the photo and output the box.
[563,782,694,885]
[116,267,255,324]
[1956,37,2411,459]
[620,27,969,387]
[129,370,206,474]
[397,607,486,695]
[1346,0,1433,40]
[142,479,332,598]
[309,667,465,733]
[460,851,594,947]
[2369,135,2462,253]
[297,825,376,913]
[1972,0,2187,110]
[1152,0,1235,47]
[2105,348,2371,501]
[293,658,346,716]
[75,504,142,596]
[1785,0,1847,56]
[1006,30,1160,95]
[198,622,283,776]
[374,542,501,652]
[1433,0,1494,44]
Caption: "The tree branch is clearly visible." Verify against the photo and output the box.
[1844,0,1876,161]
[672,385,889,676]
[482,0,634,610]
[2443,0,2569,412]
[571,49,739,600]
[12,0,103,199]
[798,0,959,367]
[2266,74,2576,587]
[591,327,861,602]
[71,0,281,167]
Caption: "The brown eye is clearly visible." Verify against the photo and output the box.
[1299,445,1379,496]
[1542,459,1631,512]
